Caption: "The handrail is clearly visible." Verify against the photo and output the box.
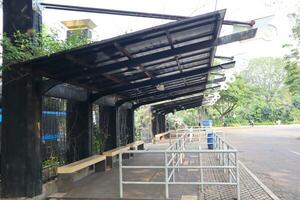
[119,128,240,200]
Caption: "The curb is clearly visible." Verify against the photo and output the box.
[238,161,280,200]
[213,124,300,129]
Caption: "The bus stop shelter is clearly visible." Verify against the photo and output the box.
[1,0,256,197]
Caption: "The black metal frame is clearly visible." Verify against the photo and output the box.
[12,9,256,107]
[152,98,204,115]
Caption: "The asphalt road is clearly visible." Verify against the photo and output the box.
[223,125,300,200]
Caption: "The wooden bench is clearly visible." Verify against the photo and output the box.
[57,154,106,192]
[103,146,130,169]
[154,131,170,142]
[126,140,145,150]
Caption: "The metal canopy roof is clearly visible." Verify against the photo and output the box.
[14,9,256,106]
[151,95,204,115]
[15,10,226,102]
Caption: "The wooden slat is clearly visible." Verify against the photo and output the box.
[57,155,106,174]
[126,140,144,148]
[103,146,130,157]
[181,195,198,200]
[155,131,170,140]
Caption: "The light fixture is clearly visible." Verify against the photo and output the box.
[156,84,165,91]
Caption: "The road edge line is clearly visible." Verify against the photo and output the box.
[238,160,281,200]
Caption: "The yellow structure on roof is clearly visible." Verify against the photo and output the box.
[61,19,96,30]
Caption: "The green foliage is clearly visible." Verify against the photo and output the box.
[283,9,300,112]
[42,156,60,168]
[1,27,92,68]
[242,57,286,101]
[212,76,252,123]
[134,106,151,140]
[92,123,104,154]
[168,108,200,129]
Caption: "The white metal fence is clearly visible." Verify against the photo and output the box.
[119,128,240,199]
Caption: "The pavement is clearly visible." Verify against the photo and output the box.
[49,140,276,200]
[222,125,300,200]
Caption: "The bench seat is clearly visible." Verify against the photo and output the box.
[126,140,145,150]
[103,146,130,169]
[57,154,106,192]
[57,155,106,174]
[155,131,170,142]
[103,146,130,157]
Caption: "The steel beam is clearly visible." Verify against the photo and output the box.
[116,77,225,105]
[59,39,217,80]
[91,62,233,102]
[40,3,255,26]
[133,85,220,108]
[68,29,255,86]
[153,97,203,110]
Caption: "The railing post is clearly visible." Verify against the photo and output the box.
[219,137,222,164]
[221,140,225,166]
[119,152,123,198]
[164,152,169,199]
[227,145,230,177]
[199,146,204,193]
[236,152,240,200]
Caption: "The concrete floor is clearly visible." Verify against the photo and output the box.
[223,125,300,200]
[49,140,275,200]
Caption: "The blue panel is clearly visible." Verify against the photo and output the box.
[42,111,66,116]
[42,133,65,141]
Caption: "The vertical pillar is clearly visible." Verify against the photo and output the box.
[99,106,117,151]
[127,108,135,143]
[161,114,166,133]
[116,105,133,145]
[1,0,43,197]
[151,112,158,136]
[66,101,92,163]
[157,114,161,133]
[157,114,164,134]
[2,72,42,197]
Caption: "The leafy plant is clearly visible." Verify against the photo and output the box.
[42,156,60,168]
[92,123,104,154]
[1,26,92,69]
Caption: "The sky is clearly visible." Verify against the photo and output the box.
[40,0,299,71]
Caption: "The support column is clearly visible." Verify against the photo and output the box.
[115,105,135,145]
[1,0,43,197]
[151,112,158,136]
[99,106,117,151]
[126,108,135,143]
[66,101,92,163]
[161,114,166,133]
[1,72,42,197]
[157,114,163,134]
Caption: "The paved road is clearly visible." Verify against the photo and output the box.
[223,125,300,200]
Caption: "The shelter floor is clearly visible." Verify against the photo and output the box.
[49,143,275,200]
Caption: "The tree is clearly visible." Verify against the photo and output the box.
[212,76,253,124]
[1,27,92,68]
[283,9,300,110]
[242,57,286,102]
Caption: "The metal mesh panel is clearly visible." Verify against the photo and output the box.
[41,96,67,182]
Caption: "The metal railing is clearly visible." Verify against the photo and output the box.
[119,128,240,199]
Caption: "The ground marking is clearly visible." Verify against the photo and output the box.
[290,150,300,156]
